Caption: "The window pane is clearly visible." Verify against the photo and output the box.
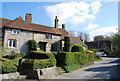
[9,40,12,46]
[13,40,16,47]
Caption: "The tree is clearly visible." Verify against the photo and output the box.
[94,35,110,41]
[111,34,120,56]
[68,31,76,36]
[83,32,90,42]
[64,35,71,52]
[78,32,90,42]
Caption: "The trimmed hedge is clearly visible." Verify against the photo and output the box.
[56,52,100,72]
[21,59,56,69]
[0,58,17,73]
[27,39,37,52]
[64,35,71,52]
[21,51,56,69]
[71,44,84,52]
[29,51,55,59]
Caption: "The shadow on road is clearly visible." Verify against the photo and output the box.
[85,59,120,79]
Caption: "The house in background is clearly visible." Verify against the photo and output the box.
[85,40,112,51]
[0,13,87,54]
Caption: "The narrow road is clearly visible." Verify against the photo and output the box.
[56,57,120,79]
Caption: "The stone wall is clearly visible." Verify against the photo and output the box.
[0,28,3,46]
[4,28,34,54]
[3,27,61,54]
[22,66,59,79]
[0,72,20,80]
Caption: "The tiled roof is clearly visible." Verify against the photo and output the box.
[70,36,87,47]
[1,17,61,35]
[59,28,87,46]
[59,28,68,39]
[0,18,13,28]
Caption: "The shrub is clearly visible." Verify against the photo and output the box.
[64,35,71,52]
[86,50,94,54]
[7,51,20,59]
[0,58,17,73]
[56,52,101,72]
[21,51,56,69]
[27,39,37,52]
[71,44,84,52]
[21,59,56,69]
[29,51,55,59]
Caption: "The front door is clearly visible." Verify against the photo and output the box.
[39,42,47,52]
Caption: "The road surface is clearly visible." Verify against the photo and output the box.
[56,57,120,79]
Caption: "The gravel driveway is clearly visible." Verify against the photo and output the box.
[56,57,120,79]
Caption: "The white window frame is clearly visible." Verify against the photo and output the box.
[46,33,52,39]
[12,29,21,34]
[8,40,17,48]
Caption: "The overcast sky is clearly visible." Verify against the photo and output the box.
[1,0,118,41]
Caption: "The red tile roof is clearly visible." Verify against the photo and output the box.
[70,36,87,47]
[0,17,61,35]
[59,28,87,46]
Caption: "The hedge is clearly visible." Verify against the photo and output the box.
[0,58,17,73]
[21,58,56,69]
[21,51,56,69]
[56,52,100,72]
[71,44,84,52]
[29,51,55,59]
[27,39,37,52]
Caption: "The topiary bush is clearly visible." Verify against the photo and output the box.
[21,58,56,69]
[27,39,37,52]
[71,44,84,52]
[64,35,71,52]
[20,51,56,69]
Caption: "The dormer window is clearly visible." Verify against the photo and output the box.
[46,33,52,39]
[12,29,21,34]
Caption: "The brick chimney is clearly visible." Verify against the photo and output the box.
[62,24,65,30]
[25,13,32,23]
[55,16,58,28]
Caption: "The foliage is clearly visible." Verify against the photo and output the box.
[77,32,90,42]
[27,39,37,52]
[64,35,71,52]
[0,46,8,57]
[94,35,110,41]
[71,44,84,52]
[56,52,100,72]
[111,34,120,57]
[21,59,56,69]
[10,58,19,66]
[21,51,56,69]
[86,50,94,54]
[7,51,20,59]
[29,51,55,59]
[0,58,17,73]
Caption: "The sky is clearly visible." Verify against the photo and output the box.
[1,0,119,41]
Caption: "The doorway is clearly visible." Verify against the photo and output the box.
[39,42,47,52]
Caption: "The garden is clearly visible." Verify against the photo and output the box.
[0,35,101,76]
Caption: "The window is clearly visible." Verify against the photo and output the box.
[8,40,16,48]
[12,29,21,34]
[46,33,52,39]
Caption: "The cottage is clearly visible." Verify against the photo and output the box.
[0,13,87,54]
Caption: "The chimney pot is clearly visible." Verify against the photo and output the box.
[62,24,65,30]
[55,16,58,28]
[25,13,32,23]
